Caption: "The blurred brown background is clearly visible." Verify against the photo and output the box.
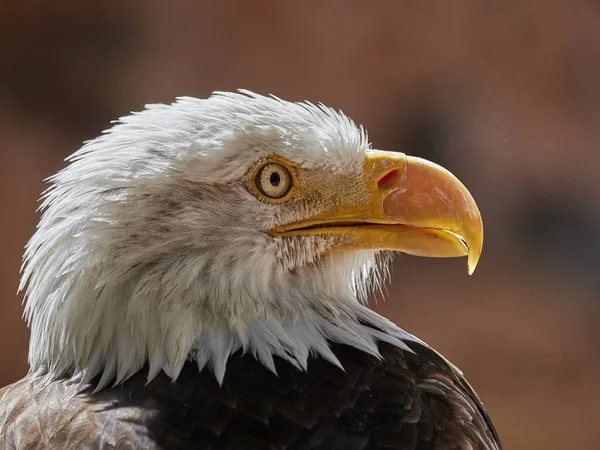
[1,1,600,448]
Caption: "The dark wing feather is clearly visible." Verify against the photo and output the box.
[0,342,500,450]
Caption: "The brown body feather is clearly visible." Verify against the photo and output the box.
[0,342,500,450]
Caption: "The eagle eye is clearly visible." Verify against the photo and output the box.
[254,162,292,199]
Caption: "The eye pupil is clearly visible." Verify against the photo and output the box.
[270,172,280,186]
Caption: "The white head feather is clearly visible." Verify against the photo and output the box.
[20,90,415,390]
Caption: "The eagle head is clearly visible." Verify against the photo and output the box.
[20,91,482,389]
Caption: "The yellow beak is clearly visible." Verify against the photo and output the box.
[270,150,483,274]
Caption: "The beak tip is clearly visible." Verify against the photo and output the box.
[466,218,484,276]
[466,245,482,276]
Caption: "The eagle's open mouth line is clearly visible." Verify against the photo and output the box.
[271,221,417,234]
[271,222,466,244]
[284,221,377,232]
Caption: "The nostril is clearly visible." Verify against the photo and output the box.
[378,169,399,189]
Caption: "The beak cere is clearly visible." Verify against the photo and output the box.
[270,149,484,275]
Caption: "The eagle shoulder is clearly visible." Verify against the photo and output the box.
[0,376,160,449]
[0,343,500,450]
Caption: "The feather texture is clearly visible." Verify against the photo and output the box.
[18,91,396,388]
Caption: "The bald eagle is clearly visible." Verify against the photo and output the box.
[0,91,500,449]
